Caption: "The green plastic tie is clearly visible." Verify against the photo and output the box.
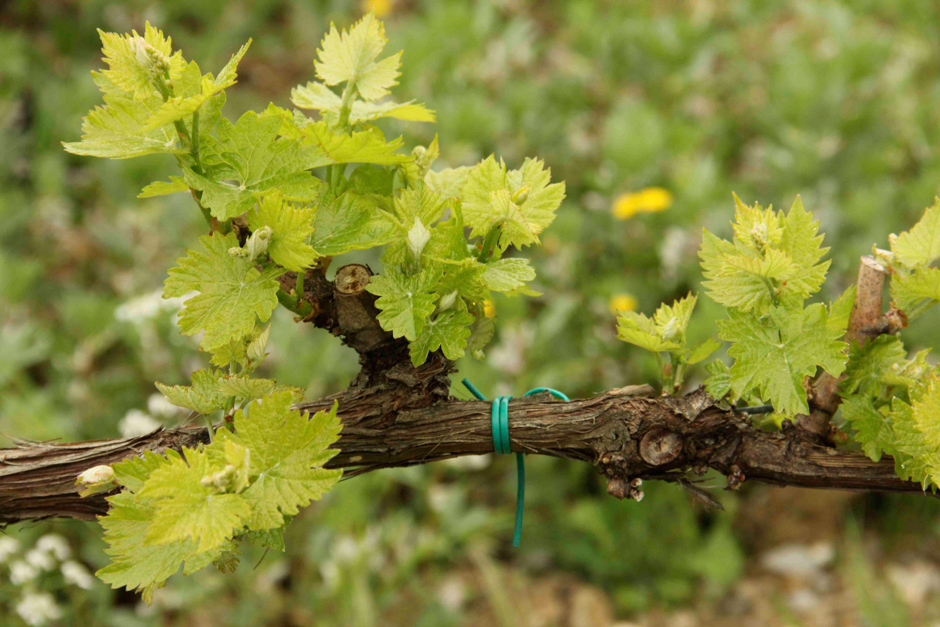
[461,378,569,547]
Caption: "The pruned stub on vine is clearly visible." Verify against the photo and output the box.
[590,389,741,506]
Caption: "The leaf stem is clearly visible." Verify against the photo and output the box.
[204,413,214,443]
[478,219,507,263]
[190,110,203,174]
[337,82,358,131]
[295,269,306,300]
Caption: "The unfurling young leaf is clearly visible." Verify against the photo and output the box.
[616,293,710,391]
[461,156,565,251]
[247,192,316,271]
[699,195,829,314]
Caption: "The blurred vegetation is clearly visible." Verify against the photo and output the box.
[3,0,940,624]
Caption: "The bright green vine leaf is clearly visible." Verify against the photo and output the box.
[208,325,269,370]
[841,395,895,462]
[309,190,397,256]
[97,491,223,604]
[841,335,907,397]
[314,13,401,102]
[291,81,434,124]
[143,40,251,131]
[890,377,940,490]
[247,192,316,271]
[183,111,324,220]
[366,267,441,342]
[687,338,722,365]
[139,176,188,198]
[482,258,536,293]
[382,186,450,264]
[617,311,683,353]
[699,231,774,313]
[138,447,251,552]
[891,267,940,318]
[779,196,830,298]
[616,293,699,355]
[164,232,283,350]
[63,92,184,159]
[222,392,342,530]
[217,375,302,404]
[718,304,846,415]
[97,451,226,603]
[461,156,565,250]
[892,198,940,267]
[246,527,286,552]
[700,196,829,314]
[425,167,471,200]
[704,361,733,404]
[155,369,227,414]
[300,120,408,166]
[409,307,475,365]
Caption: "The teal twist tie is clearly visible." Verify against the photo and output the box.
[461,378,570,547]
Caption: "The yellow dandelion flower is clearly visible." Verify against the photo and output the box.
[612,187,674,220]
[483,300,496,318]
[609,293,638,314]
[361,0,392,17]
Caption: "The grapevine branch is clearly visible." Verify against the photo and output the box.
[0,262,931,526]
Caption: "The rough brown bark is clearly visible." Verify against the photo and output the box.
[0,386,932,525]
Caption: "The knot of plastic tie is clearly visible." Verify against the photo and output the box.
[461,378,569,547]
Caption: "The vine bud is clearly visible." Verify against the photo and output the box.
[201,465,237,492]
[230,226,272,261]
[76,465,116,497]
[511,185,530,205]
[131,35,171,78]
[750,222,770,252]
[247,325,271,363]
[411,146,432,177]
[659,316,679,341]
[438,289,459,311]
[872,245,895,265]
[406,217,431,259]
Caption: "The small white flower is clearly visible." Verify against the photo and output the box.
[0,536,20,563]
[36,534,71,561]
[16,592,63,626]
[147,393,180,418]
[119,409,161,438]
[26,548,56,571]
[62,560,94,590]
[333,536,358,563]
[115,289,191,325]
[10,560,38,584]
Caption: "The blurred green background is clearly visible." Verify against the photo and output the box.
[3,0,940,625]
